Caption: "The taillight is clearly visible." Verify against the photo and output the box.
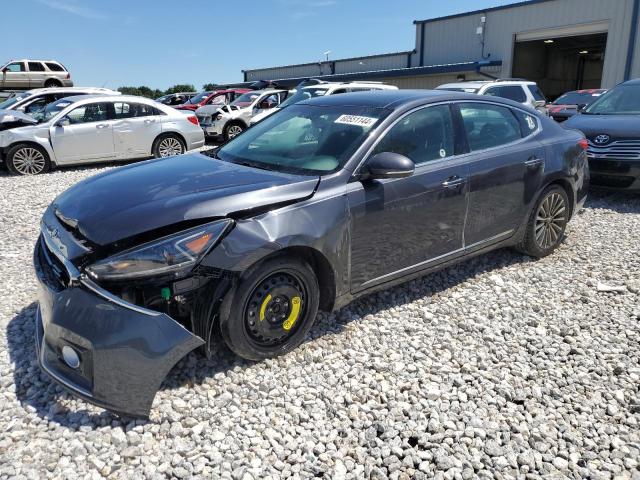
[66,73,70,79]
[578,138,588,150]
[187,115,199,126]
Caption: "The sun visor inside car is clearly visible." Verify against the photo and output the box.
[0,109,38,131]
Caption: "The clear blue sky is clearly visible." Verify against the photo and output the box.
[1,0,521,90]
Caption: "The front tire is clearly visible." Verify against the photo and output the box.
[152,134,185,158]
[517,185,569,258]
[219,256,320,361]
[6,144,51,175]
[223,121,245,142]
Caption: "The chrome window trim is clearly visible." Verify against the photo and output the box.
[351,100,543,177]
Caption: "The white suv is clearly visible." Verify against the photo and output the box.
[0,60,73,89]
[250,81,399,125]
[436,79,547,113]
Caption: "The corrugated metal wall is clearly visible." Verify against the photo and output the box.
[418,0,636,87]
[245,53,411,82]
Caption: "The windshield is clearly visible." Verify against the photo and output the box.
[216,104,389,175]
[554,91,603,105]
[278,87,329,109]
[439,87,479,94]
[0,92,32,110]
[585,84,640,115]
[31,98,74,123]
[186,92,212,104]
[231,92,261,107]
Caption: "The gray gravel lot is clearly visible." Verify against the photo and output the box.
[0,159,639,480]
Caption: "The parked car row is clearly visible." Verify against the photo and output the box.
[33,89,589,417]
[0,94,204,174]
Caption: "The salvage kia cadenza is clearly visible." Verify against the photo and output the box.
[34,90,589,417]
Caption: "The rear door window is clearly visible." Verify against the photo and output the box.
[458,103,522,151]
[484,85,527,103]
[513,110,539,137]
[114,102,161,118]
[527,84,546,102]
[28,62,46,72]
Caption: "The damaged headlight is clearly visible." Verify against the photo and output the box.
[86,219,232,281]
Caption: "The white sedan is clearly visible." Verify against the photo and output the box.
[0,94,205,175]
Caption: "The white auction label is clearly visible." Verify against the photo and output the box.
[334,115,377,127]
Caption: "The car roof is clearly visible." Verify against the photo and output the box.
[622,78,640,86]
[438,80,535,89]
[26,87,118,95]
[299,89,539,112]
[56,94,155,104]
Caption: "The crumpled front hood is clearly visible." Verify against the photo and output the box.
[0,109,38,131]
[50,153,319,246]
[564,114,640,139]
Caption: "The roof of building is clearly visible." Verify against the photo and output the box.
[413,0,556,24]
[235,60,502,89]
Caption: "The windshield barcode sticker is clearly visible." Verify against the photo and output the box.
[334,115,377,127]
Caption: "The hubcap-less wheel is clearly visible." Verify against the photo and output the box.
[12,147,46,175]
[535,192,566,250]
[244,272,307,347]
[158,137,183,157]
[227,124,244,139]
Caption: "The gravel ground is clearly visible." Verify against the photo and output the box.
[0,159,639,480]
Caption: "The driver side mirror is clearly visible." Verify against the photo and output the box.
[362,152,415,180]
[577,103,587,112]
[56,117,70,127]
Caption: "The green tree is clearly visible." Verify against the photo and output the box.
[117,86,164,99]
[202,83,218,91]
[164,84,196,94]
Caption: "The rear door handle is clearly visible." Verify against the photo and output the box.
[524,157,543,168]
[442,176,467,189]
[96,123,109,129]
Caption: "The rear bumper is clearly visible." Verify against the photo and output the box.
[34,238,204,418]
[587,157,640,191]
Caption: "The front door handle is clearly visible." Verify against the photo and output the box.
[442,176,466,189]
[144,119,155,124]
[96,123,109,129]
[524,157,544,169]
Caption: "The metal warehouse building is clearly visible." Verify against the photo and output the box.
[241,0,640,99]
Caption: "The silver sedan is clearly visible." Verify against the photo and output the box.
[0,95,205,175]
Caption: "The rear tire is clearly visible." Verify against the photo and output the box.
[152,134,185,158]
[5,144,51,175]
[516,185,569,258]
[44,79,61,88]
[223,121,245,142]
[219,256,320,361]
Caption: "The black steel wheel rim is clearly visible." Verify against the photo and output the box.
[244,271,307,347]
[535,192,566,250]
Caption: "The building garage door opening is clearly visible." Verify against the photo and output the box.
[512,33,607,101]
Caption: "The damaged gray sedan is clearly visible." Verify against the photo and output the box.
[34,90,588,417]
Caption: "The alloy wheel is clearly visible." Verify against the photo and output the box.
[227,125,244,139]
[244,272,307,347]
[12,147,46,175]
[158,137,183,157]
[535,192,566,250]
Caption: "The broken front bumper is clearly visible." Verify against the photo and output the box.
[34,237,204,418]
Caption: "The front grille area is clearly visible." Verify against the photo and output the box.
[588,159,632,174]
[588,139,640,161]
[36,236,69,291]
